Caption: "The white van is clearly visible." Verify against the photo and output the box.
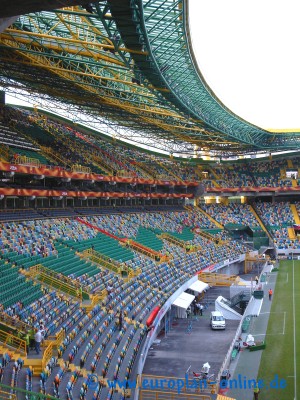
[210,311,226,330]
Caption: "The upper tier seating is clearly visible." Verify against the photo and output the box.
[200,203,260,229]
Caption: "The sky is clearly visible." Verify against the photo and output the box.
[189,0,300,130]
[6,0,300,139]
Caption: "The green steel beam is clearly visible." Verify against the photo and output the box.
[0,1,299,153]
[108,0,300,150]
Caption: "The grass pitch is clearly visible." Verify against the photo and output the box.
[258,260,300,400]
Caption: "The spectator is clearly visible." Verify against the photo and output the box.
[34,328,42,355]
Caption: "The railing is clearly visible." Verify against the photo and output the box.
[91,293,105,307]
[127,239,165,261]
[15,155,40,167]
[194,229,223,245]
[0,144,9,161]
[92,154,114,175]
[117,169,136,177]
[135,161,156,178]
[29,264,89,300]
[139,391,211,399]
[139,374,216,398]
[0,382,59,399]
[71,164,91,173]
[229,291,249,308]
[0,389,16,400]
[160,233,186,249]
[0,329,26,354]
[46,328,65,347]
[0,312,31,334]
[199,273,237,287]
[41,146,67,166]
[42,342,54,371]
[81,248,121,274]
[30,263,89,292]
[160,233,199,253]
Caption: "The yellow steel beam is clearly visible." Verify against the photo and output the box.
[1,44,191,137]
[267,128,300,133]
[0,39,237,145]
[3,27,148,56]
[2,28,169,93]
[1,30,126,67]
[0,54,183,121]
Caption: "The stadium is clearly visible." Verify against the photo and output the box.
[0,1,299,399]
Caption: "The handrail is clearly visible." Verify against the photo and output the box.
[46,327,65,347]
[117,169,136,178]
[29,264,89,300]
[71,164,91,173]
[0,312,31,334]
[160,233,199,253]
[199,273,238,287]
[0,389,16,400]
[91,293,105,307]
[81,248,121,274]
[92,154,114,174]
[0,144,9,161]
[139,374,216,396]
[30,263,89,292]
[15,155,40,167]
[140,390,211,399]
[0,382,58,399]
[0,329,26,355]
[41,146,67,166]
[126,239,170,262]
[42,342,54,371]
[194,228,224,245]
[160,233,186,249]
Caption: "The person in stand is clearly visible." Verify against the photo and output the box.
[196,302,202,315]
[118,311,123,331]
[268,288,273,300]
[29,327,35,350]
[24,332,30,355]
[53,374,60,396]
[192,299,197,316]
[199,304,204,316]
[34,328,42,355]
[253,382,260,400]
[106,284,113,296]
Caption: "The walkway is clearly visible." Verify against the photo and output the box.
[226,269,278,399]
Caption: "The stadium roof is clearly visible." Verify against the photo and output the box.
[0,0,300,156]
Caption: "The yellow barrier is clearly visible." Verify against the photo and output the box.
[139,375,217,397]
[0,329,26,354]
[29,264,86,300]
[0,145,9,161]
[41,146,66,166]
[139,390,211,399]
[194,229,223,245]
[47,328,65,347]
[81,249,121,274]
[42,342,54,371]
[127,240,169,261]
[0,390,17,399]
[92,154,114,175]
[160,233,199,253]
[15,155,40,167]
[91,293,105,307]
[117,169,136,177]
[71,164,91,173]
[0,312,31,333]
[199,273,238,287]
